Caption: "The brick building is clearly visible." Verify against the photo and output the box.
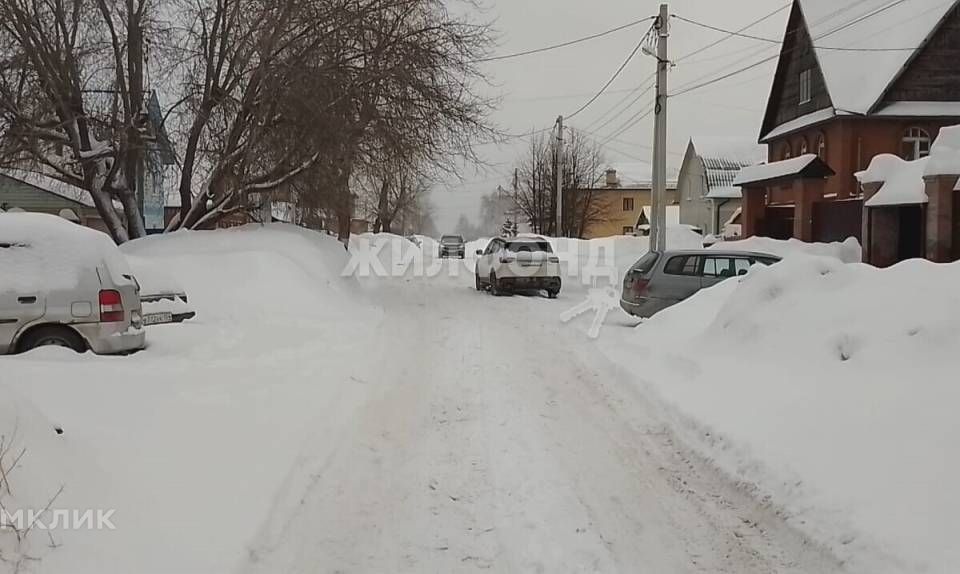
[741,0,960,257]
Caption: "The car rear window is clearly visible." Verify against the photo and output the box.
[630,252,660,274]
[506,241,552,253]
[663,255,701,276]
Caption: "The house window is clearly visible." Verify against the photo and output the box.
[782,142,792,160]
[622,226,634,235]
[622,197,635,212]
[799,138,809,155]
[799,69,812,104]
[816,133,827,159]
[901,127,931,160]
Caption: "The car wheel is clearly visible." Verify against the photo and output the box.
[489,272,503,296]
[18,325,86,354]
[547,289,559,299]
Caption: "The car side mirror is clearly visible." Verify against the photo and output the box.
[738,269,748,276]
[476,250,483,255]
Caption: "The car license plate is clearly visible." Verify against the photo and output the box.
[143,312,174,326]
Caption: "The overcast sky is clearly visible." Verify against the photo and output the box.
[430,0,790,233]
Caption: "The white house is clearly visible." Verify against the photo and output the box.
[676,137,767,237]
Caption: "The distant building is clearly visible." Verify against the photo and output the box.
[743,0,960,254]
[676,137,766,237]
[581,163,678,239]
[0,170,108,233]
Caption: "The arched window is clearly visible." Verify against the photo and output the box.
[902,127,931,161]
[782,142,792,160]
[799,138,809,155]
[816,133,827,160]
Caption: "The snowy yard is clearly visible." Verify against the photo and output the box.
[1,224,957,573]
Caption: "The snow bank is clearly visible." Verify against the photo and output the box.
[1,224,379,574]
[608,254,960,573]
[0,212,131,292]
[711,235,862,263]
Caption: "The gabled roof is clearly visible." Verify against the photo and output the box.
[762,0,960,138]
[800,0,958,114]
[733,154,835,187]
[686,137,767,199]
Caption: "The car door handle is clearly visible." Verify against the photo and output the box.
[18,296,37,304]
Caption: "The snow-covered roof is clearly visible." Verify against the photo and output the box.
[762,108,842,142]
[924,124,960,177]
[706,186,744,200]
[858,155,930,207]
[733,154,828,186]
[686,137,767,200]
[874,102,960,117]
[798,0,957,115]
[1,169,95,208]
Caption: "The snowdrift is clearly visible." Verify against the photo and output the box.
[0,224,378,574]
[616,253,960,573]
[710,235,862,263]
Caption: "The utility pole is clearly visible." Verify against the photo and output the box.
[651,4,669,252]
[555,115,564,238]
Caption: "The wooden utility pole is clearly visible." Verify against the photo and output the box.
[556,115,564,237]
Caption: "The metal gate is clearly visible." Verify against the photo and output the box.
[813,199,862,243]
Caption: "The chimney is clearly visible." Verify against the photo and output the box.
[605,168,619,188]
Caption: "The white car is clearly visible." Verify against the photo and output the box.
[474,236,561,298]
[0,213,145,355]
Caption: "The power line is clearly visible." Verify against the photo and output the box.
[475,17,654,63]
[674,2,792,63]
[583,73,656,132]
[670,0,918,98]
[673,13,916,52]
[587,79,656,135]
[565,22,655,120]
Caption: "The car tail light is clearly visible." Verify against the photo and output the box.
[548,256,560,263]
[631,278,650,297]
[99,290,125,323]
[500,254,516,263]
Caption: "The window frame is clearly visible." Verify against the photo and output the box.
[622,197,635,212]
[799,69,812,105]
[816,133,827,160]
[902,127,932,161]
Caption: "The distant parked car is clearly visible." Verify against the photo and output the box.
[620,249,781,318]
[0,213,145,355]
[475,236,561,298]
[438,235,465,259]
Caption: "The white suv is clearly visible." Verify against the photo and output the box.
[0,213,145,355]
[475,236,561,298]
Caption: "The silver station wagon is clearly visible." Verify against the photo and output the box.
[620,249,781,318]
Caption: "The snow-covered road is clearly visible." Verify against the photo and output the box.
[240,269,842,573]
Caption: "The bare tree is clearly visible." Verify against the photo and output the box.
[513,128,606,238]
[166,0,494,243]
[0,0,162,243]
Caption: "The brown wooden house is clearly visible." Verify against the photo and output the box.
[744,0,960,250]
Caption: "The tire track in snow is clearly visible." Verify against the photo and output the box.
[238,269,845,573]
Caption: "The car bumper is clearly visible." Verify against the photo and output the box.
[499,276,561,291]
[439,250,465,257]
[75,323,146,355]
[619,297,675,318]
